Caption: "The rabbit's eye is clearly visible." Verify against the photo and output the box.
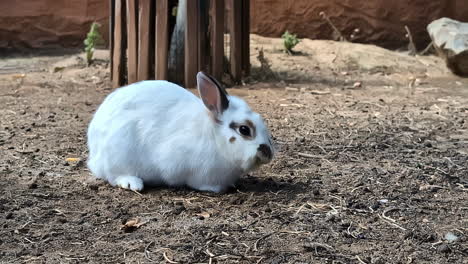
[238,125,251,137]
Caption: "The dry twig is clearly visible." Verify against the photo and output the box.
[419,41,433,55]
[380,208,407,231]
[356,255,368,264]
[163,251,178,264]
[254,233,275,251]
[297,152,323,159]
[304,242,335,254]
[404,26,417,56]
[144,241,154,261]
[319,11,347,41]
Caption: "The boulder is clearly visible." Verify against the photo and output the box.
[427,18,468,77]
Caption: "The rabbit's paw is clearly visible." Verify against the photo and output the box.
[115,176,144,191]
[196,184,226,193]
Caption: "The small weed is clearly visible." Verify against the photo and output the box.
[254,48,278,81]
[282,31,300,55]
[84,22,104,66]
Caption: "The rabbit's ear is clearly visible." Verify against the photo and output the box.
[196,71,229,119]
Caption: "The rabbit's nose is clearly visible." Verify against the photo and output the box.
[257,144,273,161]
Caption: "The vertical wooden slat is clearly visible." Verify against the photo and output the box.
[211,0,224,80]
[241,0,250,76]
[109,0,115,81]
[185,0,199,88]
[112,0,125,88]
[126,0,138,83]
[138,0,151,81]
[155,0,169,80]
[228,0,242,82]
[198,0,208,72]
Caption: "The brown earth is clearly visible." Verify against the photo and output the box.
[1,36,467,263]
[0,0,109,49]
[2,0,468,50]
[250,0,468,49]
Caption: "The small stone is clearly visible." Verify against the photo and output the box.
[173,205,186,215]
[312,188,320,196]
[56,218,67,224]
[427,18,468,76]
[424,141,433,148]
[353,82,362,88]
[370,202,381,211]
[325,214,336,222]
[445,232,459,243]
[5,212,13,219]
[371,257,385,264]
[403,231,413,240]
[88,184,99,191]
[436,244,451,253]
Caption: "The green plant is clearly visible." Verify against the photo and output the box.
[282,31,300,54]
[84,22,103,65]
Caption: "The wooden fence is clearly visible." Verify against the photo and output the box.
[110,0,250,88]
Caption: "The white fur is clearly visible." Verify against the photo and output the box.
[86,80,274,193]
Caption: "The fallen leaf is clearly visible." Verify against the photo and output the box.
[308,90,331,95]
[196,212,211,219]
[53,67,65,73]
[285,87,299,92]
[11,73,26,80]
[65,158,80,162]
[121,218,146,232]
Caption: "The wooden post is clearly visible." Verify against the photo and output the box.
[155,0,169,80]
[126,0,138,83]
[109,0,114,81]
[241,0,250,76]
[138,0,151,81]
[185,0,199,88]
[112,0,125,88]
[210,0,224,80]
[228,0,242,82]
[198,0,208,72]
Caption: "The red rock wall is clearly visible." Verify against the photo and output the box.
[0,0,109,49]
[250,0,468,49]
[1,0,467,49]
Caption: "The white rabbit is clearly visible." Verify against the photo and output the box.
[86,72,274,193]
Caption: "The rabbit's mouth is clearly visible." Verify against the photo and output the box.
[253,154,271,167]
[243,153,272,173]
[255,144,274,165]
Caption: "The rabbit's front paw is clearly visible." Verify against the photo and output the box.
[196,184,226,193]
[115,176,144,191]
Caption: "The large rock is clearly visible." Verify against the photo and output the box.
[427,18,468,77]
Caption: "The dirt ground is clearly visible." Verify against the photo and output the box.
[1,35,467,263]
